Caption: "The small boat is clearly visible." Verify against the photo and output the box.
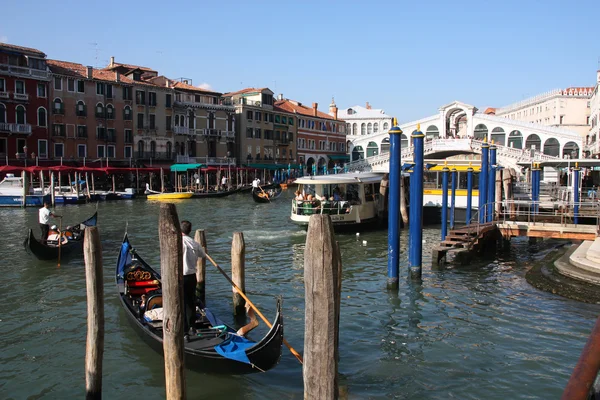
[252,185,283,203]
[24,212,98,260]
[192,187,242,199]
[0,173,50,207]
[147,192,193,200]
[290,173,385,231]
[116,234,284,374]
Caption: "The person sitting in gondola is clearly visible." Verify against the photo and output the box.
[39,201,61,245]
[181,220,207,341]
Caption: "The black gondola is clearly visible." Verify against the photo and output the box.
[24,212,98,260]
[252,185,283,203]
[192,186,242,199]
[116,234,284,374]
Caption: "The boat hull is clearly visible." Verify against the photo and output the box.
[0,194,50,207]
[147,192,193,200]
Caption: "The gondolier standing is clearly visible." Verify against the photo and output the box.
[180,220,206,340]
[38,201,61,245]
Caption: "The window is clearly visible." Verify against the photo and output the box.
[106,104,114,119]
[137,113,144,127]
[124,145,132,158]
[123,106,132,120]
[0,103,5,123]
[246,128,253,138]
[96,126,106,140]
[367,123,372,134]
[97,145,105,158]
[107,128,116,142]
[374,123,378,134]
[0,78,4,92]
[67,78,75,92]
[256,146,261,159]
[37,107,47,127]
[38,140,48,159]
[37,83,46,98]
[166,94,172,107]
[289,117,294,126]
[54,143,64,158]
[76,101,86,117]
[96,82,104,95]
[383,122,389,130]
[16,105,26,124]
[150,141,156,157]
[95,103,104,118]
[123,86,132,100]
[106,84,113,99]
[247,110,253,120]
[77,144,87,158]
[255,111,262,121]
[77,80,85,93]
[149,114,156,129]
[136,90,145,105]
[77,125,87,138]
[125,129,132,143]
[107,145,115,158]
[149,92,157,106]
[54,77,62,91]
[361,123,366,135]
[137,141,144,157]
[255,128,262,139]
[275,115,280,123]
[288,132,293,142]
[53,98,64,115]
[166,116,172,130]
[17,139,26,154]
[282,116,287,124]
[15,80,25,94]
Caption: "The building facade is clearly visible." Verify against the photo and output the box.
[586,71,600,157]
[275,97,346,173]
[494,88,593,139]
[0,43,50,162]
[337,101,394,139]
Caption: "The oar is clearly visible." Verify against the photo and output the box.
[258,186,271,202]
[57,216,63,268]
[204,253,303,364]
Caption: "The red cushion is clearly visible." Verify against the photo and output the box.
[127,279,160,287]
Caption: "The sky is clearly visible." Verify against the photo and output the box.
[2,0,599,123]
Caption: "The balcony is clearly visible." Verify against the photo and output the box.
[0,122,32,134]
[174,126,189,135]
[0,64,50,79]
[52,130,66,137]
[135,151,175,160]
[13,93,29,101]
[0,91,8,99]
[175,154,236,166]
[53,107,65,115]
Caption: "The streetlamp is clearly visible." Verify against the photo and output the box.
[23,145,28,167]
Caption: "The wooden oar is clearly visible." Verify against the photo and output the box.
[204,253,303,364]
[258,186,271,202]
[57,216,63,268]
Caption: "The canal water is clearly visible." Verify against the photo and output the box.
[1,191,599,399]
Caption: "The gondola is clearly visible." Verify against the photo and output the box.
[116,234,284,374]
[252,185,283,203]
[24,212,98,260]
[192,186,242,199]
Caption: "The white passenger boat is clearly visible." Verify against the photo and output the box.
[290,173,385,231]
[0,174,50,207]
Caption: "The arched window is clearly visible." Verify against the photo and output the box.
[383,122,389,130]
[96,102,104,118]
[137,140,144,157]
[175,115,180,126]
[123,105,131,120]
[166,142,172,158]
[367,123,372,135]
[53,98,63,114]
[361,123,366,135]
[106,104,114,119]
[76,100,86,117]
[150,141,156,157]
[16,105,26,124]
[352,123,357,135]
[373,123,379,134]
[37,107,47,127]
[0,103,5,123]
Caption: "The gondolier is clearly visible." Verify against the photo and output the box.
[180,220,206,340]
[38,201,61,245]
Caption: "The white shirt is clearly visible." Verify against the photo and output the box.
[252,179,259,188]
[182,234,206,276]
[39,207,51,224]
[221,176,227,185]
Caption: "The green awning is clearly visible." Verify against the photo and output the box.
[328,154,350,161]
[170,163,204,172]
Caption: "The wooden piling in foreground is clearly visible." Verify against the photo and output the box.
[21,170,27,207]
[562,316,600,400]
[158,203,186,400]
[231,232,246,316]
[83,227,104,400]
[304,215,340,400]
[50,172,55,206]
[194,229,207,306]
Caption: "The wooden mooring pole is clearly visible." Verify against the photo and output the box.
[562,316,600,400]
[158,203,186,400]
[194,229,207,306]
[231,232,246,317]
[304,214,340,400]
[83,227,104,400]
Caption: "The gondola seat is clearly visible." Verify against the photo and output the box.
[146,294,162,310]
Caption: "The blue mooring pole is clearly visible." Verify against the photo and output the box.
[409,126,425,280]
[479,141,489,223]
[387,123,402,290]
[487,143,497,222]
[573,164,580,225]
[441,164,449,241]
[466,165,473,225]
[531,164,539,214]
[450,167,457,230]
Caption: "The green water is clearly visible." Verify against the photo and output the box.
[0,191,598,399]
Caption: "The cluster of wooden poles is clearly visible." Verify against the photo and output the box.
[83,206,343,399]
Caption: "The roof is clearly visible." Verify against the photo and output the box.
[484,107,496,115]
[275,99,340,121]
[295,172,383,185]
[48,59,163,87]
[222,87,270,97]
[338,105,393,119]
[105,62,157,73]
[0,42,46,58]
[172,80,221,95]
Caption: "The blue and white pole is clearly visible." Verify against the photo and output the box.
[479,140,489,223]
[450,167,457,230]
[387,120,402,290]
[409,125,425,280]
[466,164,473,225]
[487,142,497,222]
[441,163,449,241]
[573,163,580,225]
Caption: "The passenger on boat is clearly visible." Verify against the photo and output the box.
[180,220,207,339]
[39,201,61,245]
[333,188,342,201]
[295,190,304,201]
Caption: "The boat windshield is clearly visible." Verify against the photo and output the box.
[0,178,23,188]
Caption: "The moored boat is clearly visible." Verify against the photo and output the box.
[24,211,98,260]
[116,234,284,374]
[0,173,50,207]
[146,192,193,200]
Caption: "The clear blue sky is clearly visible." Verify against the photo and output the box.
[2,0,599,122]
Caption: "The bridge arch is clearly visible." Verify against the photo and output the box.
[563,141,580,158]
[543,138,560,157]
[426,125,439,140]
[508,130,523,148]
[366,141,379,157]
[491,127,506,146]
[525,134,541,150]
[474,124,488,140]
[352,146,364,161]
[381,137,390,153]
[400,134,408,148]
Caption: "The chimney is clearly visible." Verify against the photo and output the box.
[277,93,283,101]
[366,101,371,110]
[165,80,170,88]
[329,97,337,120]
[332,106,338,120]
[86,66,93,79]
[312,102,318,117]
[110,56,115,67]
[115,71,120,82]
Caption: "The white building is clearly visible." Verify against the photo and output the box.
[586,71,600,157]
[335,101,394,138]
[494,87,593,138]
